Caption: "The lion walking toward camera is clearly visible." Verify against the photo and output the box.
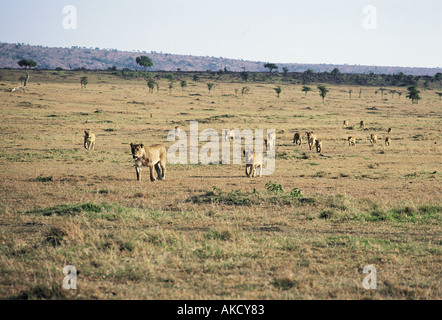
[348,136,356,146]
[244,150,262,178]
[84,130,96,150]
[306,131,317,150]
[130,143,167,181]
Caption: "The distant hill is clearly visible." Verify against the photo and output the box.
[0,42,440,76]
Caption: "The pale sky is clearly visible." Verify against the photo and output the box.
[0,0,441,68]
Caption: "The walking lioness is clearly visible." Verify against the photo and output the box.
[306,131,317,150]
[130,143,167,181]
[243,150,262,178]
[293,132,302,145]
[348,136,356,146]
[84,130,96,150]
[315,139,323,153]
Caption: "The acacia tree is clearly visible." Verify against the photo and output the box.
[80,76,88,89]
[207,83,215,94]
[264,63,278,77]
[136,56,153,72]
[302,69,314,84]
[240,71,249,82]
[317,85,329,104]
[406,85,421,104]
[331,68,340,77]
[434,73,442,85]
[378,87,387,97]
[146,79,156,93]
[302,86,312,95]
[274,86,281,98]
[17,59,37,86]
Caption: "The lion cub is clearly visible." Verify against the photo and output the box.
[84,130,96,150]
[243,150,262,178]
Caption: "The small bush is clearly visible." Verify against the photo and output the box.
[271,277,298,290]
[265,182,284,193]
[45,227,66,247]
[35,176,53,182]
[319,210,335,219]
[290,188,302,198]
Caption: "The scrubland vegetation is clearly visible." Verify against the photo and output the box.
[0,69,440,299]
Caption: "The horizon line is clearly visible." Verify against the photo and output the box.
[1,41,441,71]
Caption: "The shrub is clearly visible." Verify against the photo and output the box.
[35,176,53,182]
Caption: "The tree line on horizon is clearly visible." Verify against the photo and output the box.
[12,56,441,104]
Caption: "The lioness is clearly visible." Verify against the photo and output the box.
[306,131,317,150]
[348,136,356,146]
[385,137,391,146]
[243,150,262,178]
[130,143,167,182]
[224,129,235,142]
[175,126,181,136]
[370,134,378,144]
[293,132,302,145]
[266,131,276,151]
[84,130,96,150]
[315,139,322,153]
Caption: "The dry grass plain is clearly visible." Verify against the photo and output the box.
[0,70,440,300]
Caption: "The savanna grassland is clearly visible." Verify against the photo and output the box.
[0,69,440,300]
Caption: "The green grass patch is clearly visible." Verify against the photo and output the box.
[24,203,141,221]
[187,185,309,207]
[205,229,233,241]
[358,205,441,223]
